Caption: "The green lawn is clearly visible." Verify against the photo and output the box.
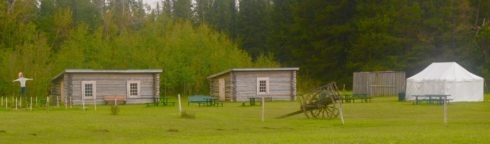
[1,96,490,144]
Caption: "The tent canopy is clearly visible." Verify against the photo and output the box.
[406,62,484,102]
[408,62,483,82]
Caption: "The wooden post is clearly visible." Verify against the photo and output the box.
[15,96,18,110]
[444,96,448,126]
[35,96,38,106]
[30,97,32,111]
[56,96,59,108]
[178,94,182,113]
[261,96,265,122]
[64,97,67,109]
[69,97,73,109]
[1,96,3,107]
[339,101,345,125]
[47,96,49,109]
[93,97,96,111]
[82,97,85,111]
[5,97,8,109]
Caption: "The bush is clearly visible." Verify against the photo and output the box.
[111,105,120,115]
[180,111,195,119]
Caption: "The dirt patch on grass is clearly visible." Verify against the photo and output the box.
[94,129,110,133]
[167,129,179,132]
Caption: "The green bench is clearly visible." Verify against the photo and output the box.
[352,94,371,103]
[188,95,223,107]
[160,97,176,106]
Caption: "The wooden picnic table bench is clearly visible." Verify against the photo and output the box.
[104,96,126,105]
[343,94,370,103]
[414,94,451,105]
[241,96,272,106]
[188,95,223,107]
[160,97,176,106]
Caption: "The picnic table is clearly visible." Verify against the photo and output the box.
[188,96,223,107]
[342,94,370,103]
[160,97,175,106]
[414,94,451,105]
[242,96,272,106]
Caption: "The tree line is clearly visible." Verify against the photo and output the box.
[168,0,490,88]
[2,0,490,97]
[0,0,278,97]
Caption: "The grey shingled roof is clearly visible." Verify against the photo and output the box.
[52,69,162,81]
[207,68,299,79]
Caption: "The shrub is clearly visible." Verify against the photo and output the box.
[180,111,195,119]
[111,105,120,115]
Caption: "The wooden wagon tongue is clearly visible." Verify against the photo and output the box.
[277,82,342,119]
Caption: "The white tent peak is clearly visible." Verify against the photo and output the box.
[408,62,483,82]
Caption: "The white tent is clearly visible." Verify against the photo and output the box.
[406,62,484,102]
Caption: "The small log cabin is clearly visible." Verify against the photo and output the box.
[50,69,162,105]
[207,68,299,102]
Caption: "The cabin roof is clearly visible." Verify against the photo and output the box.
[207,68,299,79]
[52,69,163,81]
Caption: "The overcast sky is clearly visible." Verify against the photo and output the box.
[143,0,160,10]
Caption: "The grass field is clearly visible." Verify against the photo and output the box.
[1,96,490,144]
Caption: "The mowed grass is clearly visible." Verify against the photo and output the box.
[1,95,490,144]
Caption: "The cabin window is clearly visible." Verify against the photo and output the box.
[81,81,96,99]
[257,77,269,95]
[127,80,141,97]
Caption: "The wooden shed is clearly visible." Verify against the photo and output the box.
[207,68,299,102]
[353,71,405,96]
[50,69,162,105]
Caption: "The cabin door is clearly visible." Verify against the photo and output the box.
[218,78,225,101]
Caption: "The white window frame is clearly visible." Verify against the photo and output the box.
[257,77,269,95]
[127,80,141,98]
[81,81,96,99]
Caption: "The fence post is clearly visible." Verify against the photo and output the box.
[94,97,97,111]
[15,96,18,110]
[444,97,448,126]
[261,96,265,122]
[5,97,8,109]
[47,96,49,110]
[20,97,22,108]
[35,96,38,106]
[82,97,85,111]
[178,94,182,113]
[339,101,345,125]
[30,97,32,111]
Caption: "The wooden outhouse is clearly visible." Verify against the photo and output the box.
[353,71,405,96]
[50,69,162,105]
[207,68,299,102]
